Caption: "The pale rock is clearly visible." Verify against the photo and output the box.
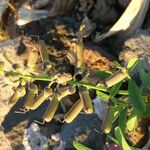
[22,123,49,150]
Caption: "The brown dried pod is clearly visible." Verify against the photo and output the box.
[39,40,52,69]
[43,96,59,122]
[29,87,53,110]
[79,87,93,114]
[9,86,26,106]
[67,49,77,66]
[103,69,128,88]
[63,99,83,123]
[57,86,76,101]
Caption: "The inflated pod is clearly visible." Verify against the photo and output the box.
[102,105,123,134]
[75,41,84,69]
[29,87,52,110]
[103,69,128,88]
[63,99,83,123]
[54,73,73,84]
[57,86,76,101]
[67,49,77,66]
[23,84,38,111]
[9,86,26,106]
[39,40,52,69]
[27,50,38,68]
[79,87,93,114]
[43,96,59,122]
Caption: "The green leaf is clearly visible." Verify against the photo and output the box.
[114,61,122,68]
[126,110,138,131]
[73,141,92,150]
[141,72,150,89]
[107,134,120,145]
[127,58,138,73]
[110,82,122,98]
[143,103,150,118]
[139,61,146,81]
[96,90,109,102]
[114,127,132,150]
[95,70,112,79]
[118,108,127,134]
[128,79,146,114]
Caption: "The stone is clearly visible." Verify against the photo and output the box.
[60,114,104,150]
[22,123,49,150]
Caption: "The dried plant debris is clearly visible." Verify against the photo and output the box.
[92,0,118,25]
[16,5,49,26]
[0,0,8,20]
[95,0,150,42]
[28,0,50,9]
[0,28,9,43]
[117,0,131,8]
[119,29,150,71]
[74,0,94,21]
[49,0,76,17]
[84,48,114,71]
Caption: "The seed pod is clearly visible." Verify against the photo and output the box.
[63,99,83,123]
[54,73,73,84]
[30,87,52,110]
[103,69,128,88]
[102,105,123,134]
[9,86,26,106]
[39,40,52,69]
[43,96,59,122]
[67,49,77,66]
[79,87,93,114]
[27,50,38,68]
[23,84,38,111]
[75,41,84,69]
[57,86,76,101]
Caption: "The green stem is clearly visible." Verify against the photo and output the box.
[5,71,53,82]
[4,70,129,95]
[69,80,129,95]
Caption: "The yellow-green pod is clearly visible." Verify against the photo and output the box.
[75,41,84,69]
[54,73,73,84]
[23,84,38,111]
[9,86,26,106]
[43,96,59,122]
[30,87,52,110]
[79,87,93,114]
[103,69,127,88]
[27,50,38,68]
[63,99,83,123]
[102,105,122,134]
[57,86,76,101]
